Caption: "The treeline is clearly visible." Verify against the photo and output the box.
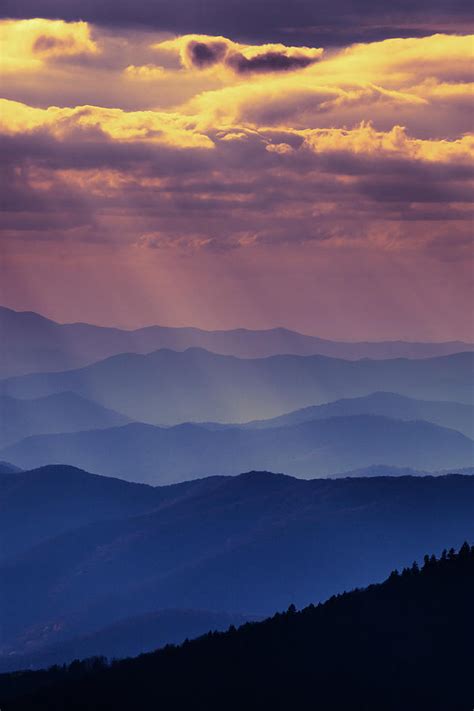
[1,543,473,710]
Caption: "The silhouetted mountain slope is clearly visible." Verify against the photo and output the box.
[2,305,473,378]
[238,391,474,437]
[1,544,473,711]
[2,415,471,483]
[2,348,473,423]
[0,609,253,673]
[0,392,130,448]
[1,471,473,662]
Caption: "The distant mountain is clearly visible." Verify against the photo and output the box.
[334,464,474,478]
[1,305,473,378]
[238,391,474,438]
[2,414,472,484]
[1,468,473,665]
[2,348,473,424]
[3,545,471,711]
[0,609,253,673]
[0,392,131,448]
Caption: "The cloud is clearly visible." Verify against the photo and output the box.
[6,23,473,139]
[0,18,98,72]
[227,51,319,74]
[2,97,472,254]
[328,33,474,85]
[156,35,323,74]
[266,143,294,155]
[179,33,473,133]
[185,39,228,68]
[0,99,214,149]
[302,123,474,165]
[124,64,167,79]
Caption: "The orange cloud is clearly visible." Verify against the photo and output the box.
[4,22,472,141]
[3,96,472,168]
[175,33,473,133]
[0,99,214,149]
[0,18,98,72]
[302,123,474,164]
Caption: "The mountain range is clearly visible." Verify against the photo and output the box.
[1,388,472,455]
[2,347,473,425]
[1,465,473,670]
[2,412,471,483]
[1,303,473,690]
[1,544,473,711]
[236,390,474,437]
[1,305,473,378]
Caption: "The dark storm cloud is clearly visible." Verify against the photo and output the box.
[2,0,473,45]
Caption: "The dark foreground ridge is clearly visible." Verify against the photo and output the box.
[1,543,473,711]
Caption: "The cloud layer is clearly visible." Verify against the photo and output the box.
[2,0,473,45]
[1,19,473,339]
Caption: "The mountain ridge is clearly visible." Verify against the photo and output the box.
[5,305,473,346]
[2,305,473,378]
[2,413,471,484]
[2,347,472,424]
[208,391,474,437]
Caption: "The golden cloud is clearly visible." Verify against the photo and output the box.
[2,28,472,263]
[175,33,473,131]
[0,99,214,149]
[326,33,474,86]
[302,123,474,164]
[2,96,472,168]
[4,21,472,142]
[0,18,99,72]
[186,81,427,129]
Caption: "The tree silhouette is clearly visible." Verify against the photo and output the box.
[1,543,472,711]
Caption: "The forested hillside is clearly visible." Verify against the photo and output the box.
[1,544,472,711]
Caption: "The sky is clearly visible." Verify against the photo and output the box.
[0,3,473,340]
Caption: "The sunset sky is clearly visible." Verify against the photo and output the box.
[1,2,473,340]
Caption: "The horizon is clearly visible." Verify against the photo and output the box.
[2,303,473,345]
